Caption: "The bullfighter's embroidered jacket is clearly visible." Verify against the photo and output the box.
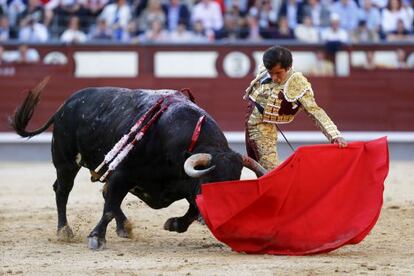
[244,66,341,142]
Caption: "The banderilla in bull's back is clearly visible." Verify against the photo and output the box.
[10,77,266,250]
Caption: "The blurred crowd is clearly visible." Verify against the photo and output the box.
[0,0,413,44]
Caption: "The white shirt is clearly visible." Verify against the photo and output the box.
[360,0,387,9]
[6,0,26,25]
[294,24,320,43]
[18,23,49,42]
[320,27,349,43]
[99,3,131,28]
[381,8,413,33]
[192,1,223,31]
[46,0,86,10]
[169,30,195,42]
[5,48,40,63]
[309,5,322,26]
[60,29,87,43]
[0,27,9,41]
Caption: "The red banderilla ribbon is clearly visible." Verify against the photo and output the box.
[99,104,169,182]
[188,115,206,152]
[94,98,164,174]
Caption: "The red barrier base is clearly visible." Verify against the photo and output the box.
[196,137,389,255]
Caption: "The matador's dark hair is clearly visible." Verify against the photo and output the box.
[262,46,293,71]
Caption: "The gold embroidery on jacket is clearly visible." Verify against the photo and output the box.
[283,72,312,102]
[244,64,268,100]
[298,91,341,141]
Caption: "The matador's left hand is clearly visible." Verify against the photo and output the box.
[332,137,347,148]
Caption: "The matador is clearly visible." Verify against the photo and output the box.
[244,46,347,171]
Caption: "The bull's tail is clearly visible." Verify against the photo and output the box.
[9,77,55,138]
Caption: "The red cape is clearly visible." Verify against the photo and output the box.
[196,137,389,255]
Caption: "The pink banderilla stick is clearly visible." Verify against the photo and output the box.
[99,104,169,182]
[94,98,164,174]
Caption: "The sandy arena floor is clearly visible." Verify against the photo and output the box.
[0,161,413,275]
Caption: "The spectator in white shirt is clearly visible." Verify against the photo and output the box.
[191,0,223,32]
[330,0,359,32]
[6,0,26,27]
[303,0,331,28]
[0,15,11,41]
[99,0,131,41]
[278,0,306,30]
[169,20,194,42]
[250,0,278,39]
[14,44,40,63]
[361,0,387,10]
[320,13,349,43]
[60,16,87,43]
[0,0,6,15]
[381,0,413,34]
[358,0,381,33]
[401,0,414,30]
[294,15,320,42]
[99,0,131,28]
[18,17,49,42]
[250,0,278,29]
[137,18,169,42]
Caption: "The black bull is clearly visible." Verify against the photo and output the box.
[11,79,266,250]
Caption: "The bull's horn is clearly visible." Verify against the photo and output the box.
[184,153,216,178]
[241,155,267,177]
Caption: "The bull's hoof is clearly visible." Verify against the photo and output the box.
[116,220,133,239]
[57,225,74,242]
[116,228,130,238]
[163,217,188,233]
[87,236,106,250]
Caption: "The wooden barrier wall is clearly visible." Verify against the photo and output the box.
[1,44,413,132]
